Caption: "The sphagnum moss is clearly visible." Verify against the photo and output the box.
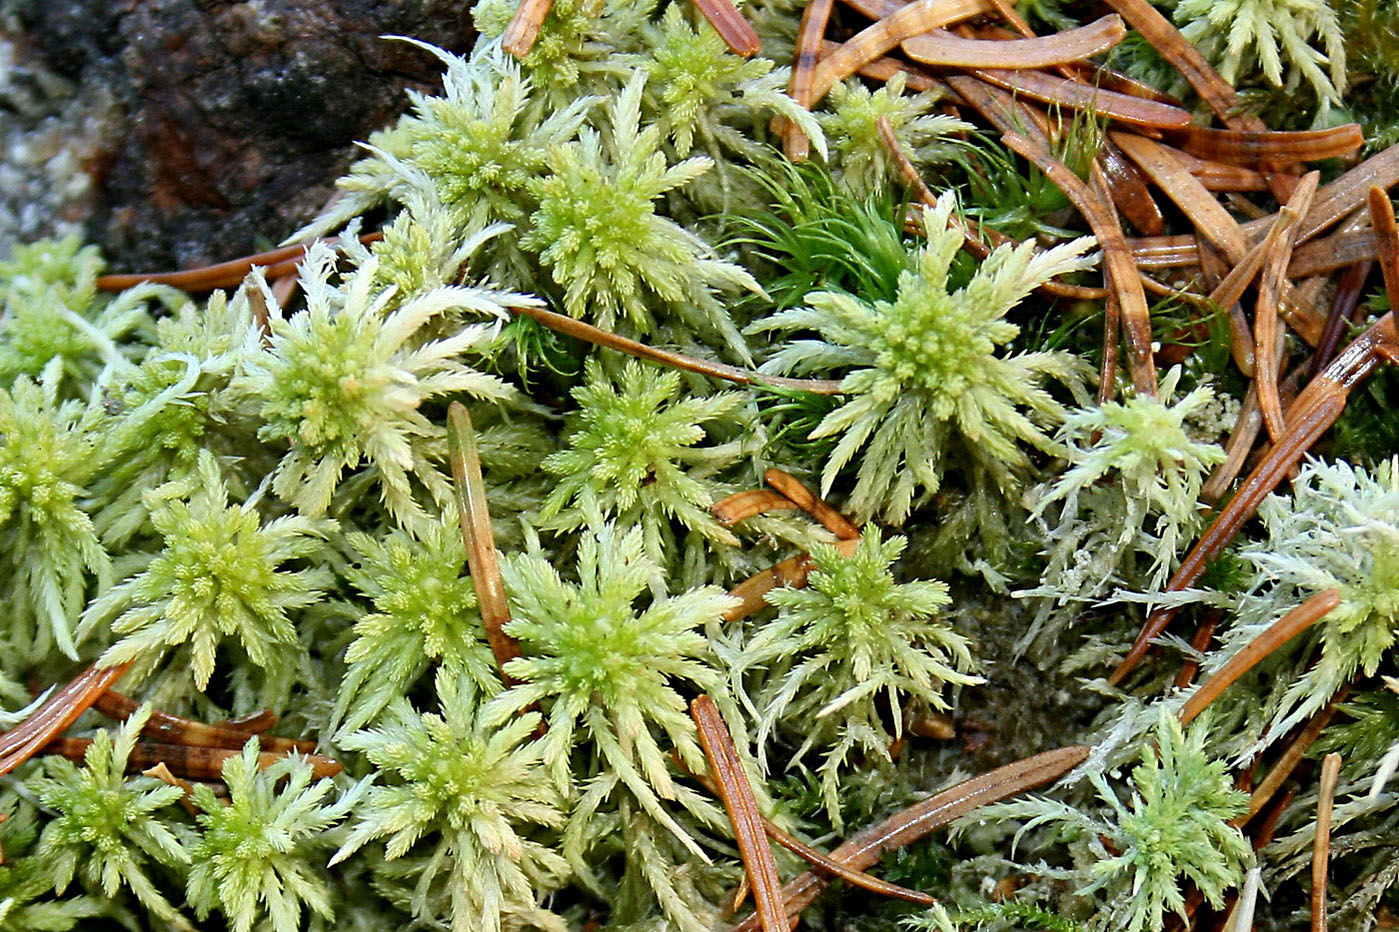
[3,3,1399,931]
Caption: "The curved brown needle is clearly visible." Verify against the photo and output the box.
[0,662,131,777]
[1312,752,1342,932]
[1178,589,1339,726]
[93,689,315,754]
[1003,131,1157,397]
[693,696,785,932]
[785,0,836,160]
[508,304,845,395]
[502,0,554,57]
[95,233,382,293]
[713,490,801,527]
[1255,172,1320,442]
[447,403,521,682]
[44,737,343,780]
[729,745,1089,932]
[724,539,861,622]
[1240,690,1347,824]
[763,469,860,540]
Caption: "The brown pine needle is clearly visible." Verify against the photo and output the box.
[971,68,1192,127]
[142,762,202,814]
[1176,125,1365,166]
[901,15,1126,70]
[724,539,861,622]
[692,696,786,932]
[447,402,523,682]
[729,745,1089,932]
[1113,132,1247,258]
[692,0,761,56]
[94,233,382,293]
[1240,689,1347,824]
[1099,141,1166,235]
[763,469,860,540]
[0,662,131,777]
[808,0,990,106]
[785,0,836,160]
[713,490,802,526]
[502,0,555,57]
[1179,589,1339,726]
[1174,609,1220,690]
[1312,752,1342,932]
[93,689,315,754]
[43,737,343,780]
[1371,187,1399,306]
[1003,131,1157,397]
[508,303,845,394]
[1256,172,1320,442]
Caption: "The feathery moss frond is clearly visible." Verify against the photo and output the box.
[335,673,568,932]
[82,450,333,690]
[333,518,498,737]
[30,705,193,928]
[234,242,517,531]
[739,526,979,825]
[522,71,761,352]
[491,523,737,845]
[538,358,746,568]
[980,710,1251,932]
[754,192,1096,524]
[187,741,364,932]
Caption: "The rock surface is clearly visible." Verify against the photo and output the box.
[2,0,476,270]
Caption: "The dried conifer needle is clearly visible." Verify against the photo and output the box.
[1312,752,1342,932]
[673,762,939,909]
[1241,691,1347,824]
[784,0,835,160]
[94,689,315,754]
[730,745,1088,932]
[502,0,555,57]
[94,233,382,292]
[0,662,131,777]
[44,737,343,780]
[713,489,802,526]
[1174,610,1220,690]
[447,402,523,681]
[1177,125,1365,166]
[1003,131,1157,396]
[901,15,1126,71]
[1370,187,1399,306]
[763,469,860,540]
[509,303,845,394]
[219,708,279,734]
[1179,589,1339,726]
[692,696,786,932]
[971,69,1192,128]
[1098,141,1166,235]
[724,539,861,622]
[1255,172,1320,442]
[692,0,762,56]
[808,0,990,106]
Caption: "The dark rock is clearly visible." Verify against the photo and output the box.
[8,0,476,270]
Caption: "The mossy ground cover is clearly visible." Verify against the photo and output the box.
[3,1,1399,930]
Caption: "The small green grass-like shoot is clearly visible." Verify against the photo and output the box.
[334,673,568,932]
[187,741,365,932]
[81,450,333,691]
[981,710,1251,932]
[738,526,979,826]
[754,192,1096,524]
[1174,0,1347,113]
[234,241,518,532]
[332,519,498,737]
[538,358,746,570]
[29,705,193,929]
[522,71,761,351]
